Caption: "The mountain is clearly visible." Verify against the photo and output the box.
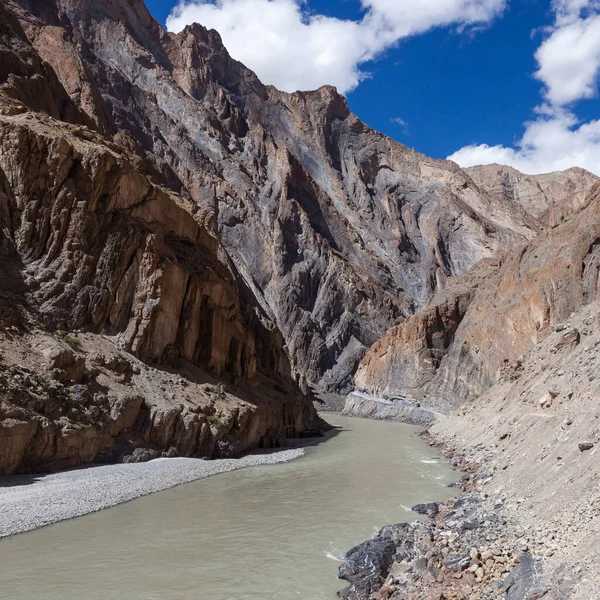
[4,0,600,595]
[354,178,600,409]
[7,0,547,398]
[0,0,597,476]
[0,0,318,474]
[466,163,598,226]
[349,170,600,600]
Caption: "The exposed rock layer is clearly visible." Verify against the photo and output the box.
[347,180,600,600]
[354,181,600,409]
[466,164,598,226]
[7,0,547,394]
[0,2,320,474]
[2,0,599,480]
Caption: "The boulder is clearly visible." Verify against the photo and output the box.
[338,538,396,599]
[411,502,439,515]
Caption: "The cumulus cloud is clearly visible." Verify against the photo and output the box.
[449,111,600,173]
[166,0,506,94]
[535,13,600,106]
[449,0,600,175]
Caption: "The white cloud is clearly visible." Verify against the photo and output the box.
[450,0,600,175]
[535,13,600,105]
[166,0,506,94]
[390,117,408,133]
[449,110,600,174]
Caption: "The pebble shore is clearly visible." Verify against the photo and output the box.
[0,448,305,538]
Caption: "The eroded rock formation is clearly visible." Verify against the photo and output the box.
[2,0,598,477]
[0,2,320,474]
[6,0,545,394]
[353,181,600,411]
[466,164,598,227]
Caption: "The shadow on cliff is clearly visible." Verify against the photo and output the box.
[146,358,313,415]
[0,249,30,331]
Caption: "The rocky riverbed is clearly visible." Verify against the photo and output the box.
[336,433,570,600]
[0,449,305,538]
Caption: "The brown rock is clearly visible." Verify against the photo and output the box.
[466,164,598,226]
[4,0,541,396]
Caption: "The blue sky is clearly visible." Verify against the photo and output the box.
[147,0,600,174]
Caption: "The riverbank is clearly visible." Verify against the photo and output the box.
[336,435,552,600]
[0,448,305,538]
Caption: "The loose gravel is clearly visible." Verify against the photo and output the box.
[0,448,305,538]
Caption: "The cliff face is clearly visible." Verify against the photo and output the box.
[353,259,496,404]
[354,181,600,410]
[0,3,317,474]
[7,0,543,394]
[466,164,598,227]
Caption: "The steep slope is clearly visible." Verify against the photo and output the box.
[354,179,600,409]
[466,163,598,226]
[353,257,497,405]
[0,6,317,474]
[6,0,541,395]
[347,181,600,600]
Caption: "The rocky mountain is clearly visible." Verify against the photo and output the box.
[0,1,318,474]
[6,0,548,398]
[466,163,598,226]
[0,0,597,477]
[354,179,600,410]
[3,0,600,595]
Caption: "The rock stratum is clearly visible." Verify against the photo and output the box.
[4,0,558,398]
[0,0,595,454]
[0,0,321,474]
[354,180,600,410]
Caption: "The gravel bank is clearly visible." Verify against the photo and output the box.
[0,448,305,538]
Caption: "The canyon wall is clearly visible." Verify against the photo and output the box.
[354,181,600,410]
[8,0,545,394]
[0,3,318,474]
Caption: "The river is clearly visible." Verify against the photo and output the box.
[0,415,457,599]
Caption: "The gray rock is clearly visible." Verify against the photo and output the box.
[411,502,439,515]
[337,538,396,599]
[504,552,548,600]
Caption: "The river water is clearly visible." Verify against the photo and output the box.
[0,415,457,599]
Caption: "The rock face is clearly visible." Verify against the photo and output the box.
[0,1,320,474]
[353,179,600,410]
[6,0,542,394]
[466,164,598,226]
[2,0,597,475]
[354,259,496,405]
[0,336,315,474]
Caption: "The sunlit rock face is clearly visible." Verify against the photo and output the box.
[354,181,600,409]
[7,0,543,395]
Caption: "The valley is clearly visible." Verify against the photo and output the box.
[1,0,600,598]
